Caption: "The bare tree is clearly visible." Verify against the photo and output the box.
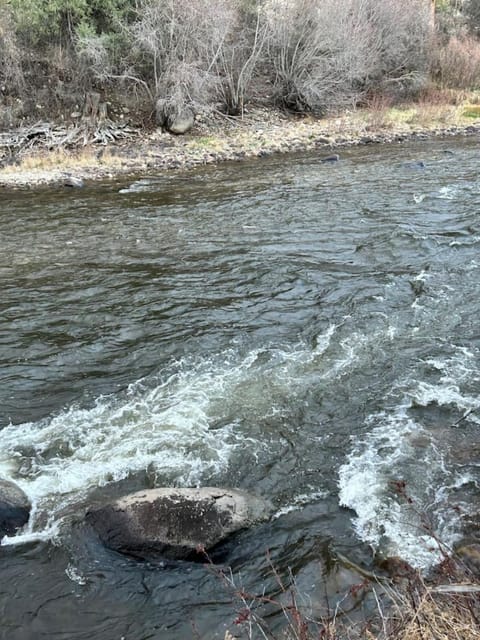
[210,0,268,116]
[365,0,431,95]
[431,33,480,88]
[77,0,432,124]
[465,0,480,35]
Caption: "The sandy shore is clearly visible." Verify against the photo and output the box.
[1,105,479,189]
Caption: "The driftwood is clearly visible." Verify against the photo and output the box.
[429,583,480,594]
[0,118,137,162]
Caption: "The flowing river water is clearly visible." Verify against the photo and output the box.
[1,137,480,638]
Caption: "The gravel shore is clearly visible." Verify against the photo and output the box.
[1,106,479,189]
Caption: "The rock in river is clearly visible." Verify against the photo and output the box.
[321,153,340,163]
[63,175,84,188]
[86,487,271,560]
[0,479,31,539]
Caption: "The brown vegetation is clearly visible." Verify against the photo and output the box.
[0,0,438,130]
[211,479,480,640]
[2,0,480,133]
[431,34,480,88]
[212,549,480,640]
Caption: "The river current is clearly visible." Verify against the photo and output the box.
[1,137,480,638]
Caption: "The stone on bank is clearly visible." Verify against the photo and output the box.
[155,99,195,135]
[0,479,31,539]
[86,487,271,560]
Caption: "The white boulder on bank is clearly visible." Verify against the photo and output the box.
[86,487,271,560]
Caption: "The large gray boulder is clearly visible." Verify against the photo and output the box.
[167,109,194,135]
[87,487,270,560]
[155,99,195,135]
[0,479,31,538]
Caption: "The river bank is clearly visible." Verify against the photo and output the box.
[1,101,480,189]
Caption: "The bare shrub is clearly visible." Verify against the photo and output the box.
[262,0,364,113]
[433,0,466,37]
[78,0,254,120]
[431,34,480,89]
[0,2,25,95]
[206,543,480,640]
[364,93,395,130]
[263,0,431,114]
[417,84,469,106]
[366,0,431,96]
[210,0,268,116]
[383,557,480,640]
[130,0,238,117]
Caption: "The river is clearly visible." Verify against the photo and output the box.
[1,137,479,639]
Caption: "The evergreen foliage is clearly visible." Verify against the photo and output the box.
[8,0,131,44]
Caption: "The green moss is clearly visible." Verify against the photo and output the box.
[386,107,418,124]
[462,105,480,118]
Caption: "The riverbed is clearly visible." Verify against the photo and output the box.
[1,137,480,639]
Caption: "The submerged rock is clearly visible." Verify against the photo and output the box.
[276,553,388,627]
[0,479,31,539]
[86,487,271,560]
[321,153,340,163]
[403,160,426,170]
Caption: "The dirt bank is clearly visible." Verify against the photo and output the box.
[1,104,479,189]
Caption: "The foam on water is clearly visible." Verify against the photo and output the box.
[0,325,354,540]
[436,185,461,200]
[339,346,480,569]
[338,407,450,568]
[413,185,460,204]
[0,355,252,519]
[118,179,156,194]
[2,522,61,547]
[273,490,328,519]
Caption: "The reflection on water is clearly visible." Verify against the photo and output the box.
[1,137,480,639]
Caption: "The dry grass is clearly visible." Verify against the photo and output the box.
[387,581,480,640]
[0,147,122,173]
[397,598,479,640]
[412,102,460,128]
[360,98,479,133]
[219,580,480,640]
[463,104,480,119]
[215,549,480,640]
